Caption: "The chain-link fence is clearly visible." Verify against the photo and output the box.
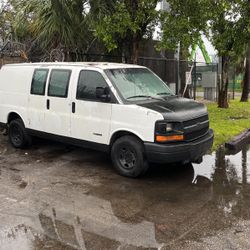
[1,49,243,101]
[76,53,245,102]
[74,53,221,101]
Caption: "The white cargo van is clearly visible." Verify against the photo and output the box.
[0,63,213,177]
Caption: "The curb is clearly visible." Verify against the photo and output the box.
[225,129,250,152]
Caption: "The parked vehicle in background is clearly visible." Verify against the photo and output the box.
[0,62,213,177]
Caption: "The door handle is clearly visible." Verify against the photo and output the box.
[72,102,76,113]
[46,99,50,110]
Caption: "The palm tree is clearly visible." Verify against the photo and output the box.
[12,0,91,60]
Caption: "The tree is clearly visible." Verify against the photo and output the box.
[92,0,159,64]
[5,0,93,60]
[159,0,208,52]
[0,0,32,61]
[240,0,250,102]
[159,0,209,97]
[241,47,250,102]
[0,1,19,42]
[209,0,250,108]
[159,0,249,108]
[20,0,87,47]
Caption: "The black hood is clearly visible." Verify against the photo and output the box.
[137,96,207,121]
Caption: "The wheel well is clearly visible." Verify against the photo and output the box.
[110,131,143,147]
[7,112,22,124]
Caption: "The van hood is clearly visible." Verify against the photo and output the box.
[137,96,207,121]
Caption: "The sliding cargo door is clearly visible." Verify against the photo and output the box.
[44,69,72,137]
[28,68,48,131]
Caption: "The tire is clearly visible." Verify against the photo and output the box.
[111,135,149,178]
[8,119,32,149]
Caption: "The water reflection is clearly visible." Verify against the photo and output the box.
[193,144,250,219]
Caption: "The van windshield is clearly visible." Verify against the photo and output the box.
[105,68,174,101]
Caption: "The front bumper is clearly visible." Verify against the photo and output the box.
[144,129,214,164]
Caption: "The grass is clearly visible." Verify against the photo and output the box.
[206,99,250,151]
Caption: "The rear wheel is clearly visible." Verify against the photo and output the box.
[111,135,149,177]
[8,119,31,148]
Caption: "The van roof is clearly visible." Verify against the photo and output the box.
[3,62,146,70]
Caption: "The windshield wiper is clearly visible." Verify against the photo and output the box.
[127,95,162,101]
[157,92,174,96]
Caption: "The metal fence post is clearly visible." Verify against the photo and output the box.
[193,56,197,100]
[233,68,236,100]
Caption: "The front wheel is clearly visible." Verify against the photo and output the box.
[111,135,149,178]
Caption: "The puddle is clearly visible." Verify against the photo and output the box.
[193,144,250,184]
[193,144,250,219]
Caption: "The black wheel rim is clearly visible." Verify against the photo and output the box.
[10,124,22,146]
[118,146,136,170]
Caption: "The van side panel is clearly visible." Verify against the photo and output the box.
[110,104,163,143]
[0,66,34,125]
[0,64,162,146]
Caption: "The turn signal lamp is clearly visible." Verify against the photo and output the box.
[156,134,184,142]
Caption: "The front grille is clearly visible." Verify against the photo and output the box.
[184,126,209,141]
[183,115,209,128]
[183,115,209,141]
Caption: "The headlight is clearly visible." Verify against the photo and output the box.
[155,121,184,142]
[166,123,173,132]
[155,121,177,134]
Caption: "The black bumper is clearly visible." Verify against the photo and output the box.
[144,129,214,164]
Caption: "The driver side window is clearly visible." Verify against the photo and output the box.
[76,70,108,101]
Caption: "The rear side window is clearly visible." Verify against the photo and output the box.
[31,69,48,95]
[76,70,108,101]
[48,69,71,98]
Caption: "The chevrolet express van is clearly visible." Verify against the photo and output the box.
[0,63,213,177]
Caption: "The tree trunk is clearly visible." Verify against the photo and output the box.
[240,47,250,102]
[131,34,140,64]
[177,46,191,98]
[179,61,191,98]
[218,56,229,108]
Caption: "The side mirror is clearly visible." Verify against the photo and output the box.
[96,87,111,102]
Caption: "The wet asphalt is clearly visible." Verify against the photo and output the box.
[0,132,250,250]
